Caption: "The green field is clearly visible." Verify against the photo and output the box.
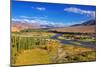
[11,29,96,66]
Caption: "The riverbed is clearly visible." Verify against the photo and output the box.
[51,33,96,48]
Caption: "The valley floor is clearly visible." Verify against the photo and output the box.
[11,31,96,66]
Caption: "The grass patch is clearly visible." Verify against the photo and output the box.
[11,31,96,66]
[15,48,51,66]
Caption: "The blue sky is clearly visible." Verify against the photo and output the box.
[12,1,96,26]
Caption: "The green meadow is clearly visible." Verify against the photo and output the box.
[11,29,96,66]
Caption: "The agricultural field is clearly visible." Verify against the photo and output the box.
[11,29,96,66]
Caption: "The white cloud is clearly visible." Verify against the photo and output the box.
[12,18,21,21]
[12,18,66,27]
[12,18,50,24]
[20,16,47,20]
[36,7,46,11]
[20,16,37,19]
[64,7,95,18]
[31,6,46,11]
[20,16,34,19]
[12,18,37,23]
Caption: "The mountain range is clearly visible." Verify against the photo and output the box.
[11,19,96,33]
[71,20,96,27]
[51,19,96,33]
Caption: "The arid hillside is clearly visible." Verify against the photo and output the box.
[11,21,41,32]
[52,20,96,33]
[51,25,96,33]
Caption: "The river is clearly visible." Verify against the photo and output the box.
[51,33,96,48]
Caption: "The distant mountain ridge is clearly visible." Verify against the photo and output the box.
[71,20,96,27]
[51,19,96,33]
[11,21,58,32]
[12,21,41,29]
[12,19,96,33]
[12,21,41,32]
